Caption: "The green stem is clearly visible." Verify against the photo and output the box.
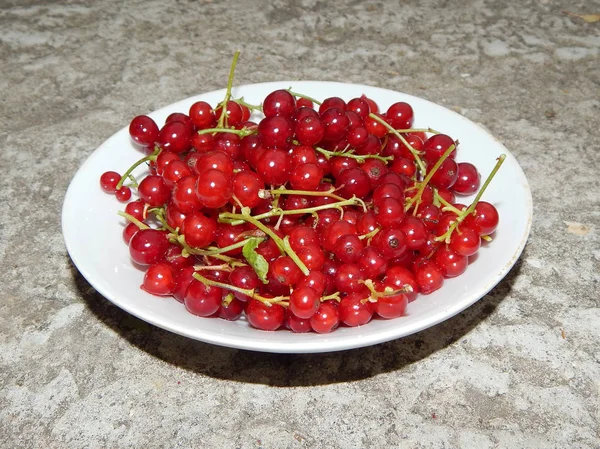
[118,211,149,230]
[434,190,463,215]
[116,147,160,189]
[394,127,441,135]
[314,146,393,164]
[220,213,309,276]
[260,188,347,203]
[405,143,455,214]
[180,236,265,256]
[216,51,241,128]
[152,208,176,233]
[197,127,256,137]
[234,97,263,112]
[220,196,365,225]
[192,272,289,306]
[435,154,506,243]
[286,88,322,105]
[358,227,380,241]
[368,113,427,177]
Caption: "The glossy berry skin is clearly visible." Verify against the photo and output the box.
[218,297,245,321]
[364,113,388,138]
[141,262,175,296]
[269,256,303,286]
[286,311,312,333]
[228,266,261,302]
[258,116,294,149]
[423,134,457,162]
[164,244,194,270]
[296,271,328,296]
[100,171,121,193]
[172,175,202,213]
[384,266,418,302]
[155,151,180,175]
[339,293,374,327]
[335,167,371,199]
[263,89,296,118]
[184,279,223,317]
[129,115,159,148]
[138,175,170,207]
[189,101,216,129]
[246,300,285,331]
[462,202,499,236]
[214,101,243,127]
[334,263,364,294]
[415,261,444,294]
[158,121,191,154]
[233,170,264,208]
[452,162,481,195]
[289,286,320,319]
[115,186,132,202]
[450,226,481,256]
[256,149,292,186]
[435,246,468,278]
[374,197,405,228]
[295,115,325,146]
[195,169,233,208]
[386,102,414,130]
[180,213,217,248]
[319,97,346,114]
[429,158,459,190]
[171,266,195,303]
[357,246,388,279]
[320,108,350,143]
[374,291,408,319]
[129,229,169,266]
[373,226,408,258]
[333,234,364,263]
[289,163,323,191]
[399,216,428,251]
[297,245,326,271]
[288,226,319,251]
[310,301,340,334]
[123,222,139,244]
[195,150,234,177]
[162,160,192,188]
[347,97,370,119]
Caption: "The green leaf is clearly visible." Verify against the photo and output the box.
[242,237,269,283]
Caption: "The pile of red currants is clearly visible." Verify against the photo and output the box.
[100,53,504,333]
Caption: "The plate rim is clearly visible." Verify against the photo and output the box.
[62,80,533,353]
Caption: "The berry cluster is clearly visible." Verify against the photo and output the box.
[100,52,504,333]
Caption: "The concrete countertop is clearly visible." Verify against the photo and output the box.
[1,0,598,447]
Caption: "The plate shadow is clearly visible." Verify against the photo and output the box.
[72,258,523,387]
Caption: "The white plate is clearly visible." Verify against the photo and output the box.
[62,81,532,353]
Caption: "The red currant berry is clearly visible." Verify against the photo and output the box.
[195,169,233,208]
[100,171,121,193]
[189,101,216,129]
[184,279,223,317]
[129,229,169,266]
[115,186,132,202]
[138,175,170,207]
[386,102,414,130]
[142,262,175,296]
[246,300,285,331]
[129,115,159,148]
[263,89,296,118]
[339,292,374,327]
[181,212,217,248]
[310,301,340,334]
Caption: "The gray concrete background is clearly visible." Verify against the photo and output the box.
[1,0,599,447]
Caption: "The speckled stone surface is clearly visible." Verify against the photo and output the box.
[1,0,599,447]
